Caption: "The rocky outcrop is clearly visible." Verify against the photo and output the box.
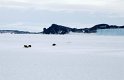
[87,24,124,33]
[43,24,72,34]
[43,24,84,34]
[1,24,124,34]
[42,24,124,34]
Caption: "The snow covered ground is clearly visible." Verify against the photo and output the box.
[0,34,124,80]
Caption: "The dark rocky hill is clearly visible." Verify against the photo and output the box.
[43,24,84,34]
[0,24,124,34]
[88,24,124,33]
[42,24,124,34]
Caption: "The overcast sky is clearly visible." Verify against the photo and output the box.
[0,0,124,31]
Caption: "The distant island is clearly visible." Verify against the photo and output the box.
[42,24,124,34]
[0,24,124,34]
[0,30,40,34]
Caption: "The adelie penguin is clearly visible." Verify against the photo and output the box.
[52,44,56,46]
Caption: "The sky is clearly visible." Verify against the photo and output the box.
[0,0,124,31]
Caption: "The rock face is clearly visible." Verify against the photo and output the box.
[43,24,84,34]
[43,24,72,34]
[43,24,124,34]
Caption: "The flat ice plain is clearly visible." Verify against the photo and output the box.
[0,34,124,80]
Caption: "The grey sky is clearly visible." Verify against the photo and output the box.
[0,0,124,31]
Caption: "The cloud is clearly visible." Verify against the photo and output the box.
[0,0,124,15]
[0,0,121,10]
[0,0,124,29]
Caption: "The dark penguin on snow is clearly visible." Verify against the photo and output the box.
[52,43,56,46]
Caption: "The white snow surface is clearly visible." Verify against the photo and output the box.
[0,34,124,80]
